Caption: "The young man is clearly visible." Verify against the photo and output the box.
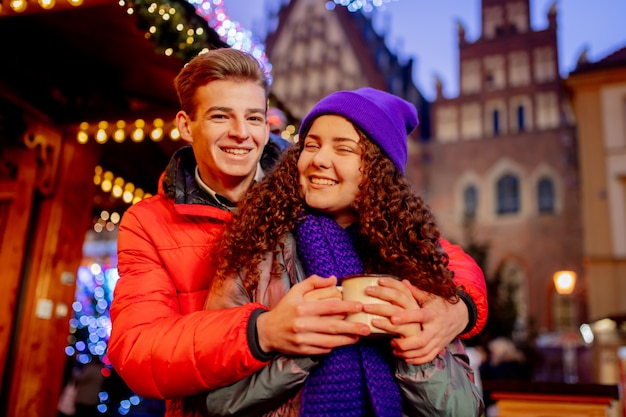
[107,48,487,417]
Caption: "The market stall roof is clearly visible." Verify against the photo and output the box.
[0,0,226,211]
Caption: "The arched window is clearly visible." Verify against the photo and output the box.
[463,185,478,220]
[495,259,528,337]
[517,105,525,131]
[497,174,520,214]
[493,109,500,135]
[537,177,555,213]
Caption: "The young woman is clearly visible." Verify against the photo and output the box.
[203,88,484,417]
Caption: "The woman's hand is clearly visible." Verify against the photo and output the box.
[362,277,423,342]
[365,278,468,364]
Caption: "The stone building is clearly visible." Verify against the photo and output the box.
[421,0,584,336]
[264,0,430,139]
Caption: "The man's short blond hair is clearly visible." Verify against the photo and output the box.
[174,48,269,119]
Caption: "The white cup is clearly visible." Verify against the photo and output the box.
[339,274,398,337]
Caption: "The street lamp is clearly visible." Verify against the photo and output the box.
[552,270,578,331]
[553,270,579,383]
[553,270,577,295]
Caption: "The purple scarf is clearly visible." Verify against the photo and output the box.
[295,212,403,417]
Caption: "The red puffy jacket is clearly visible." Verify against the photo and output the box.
[108,146,487,417]
[108,148,270,417]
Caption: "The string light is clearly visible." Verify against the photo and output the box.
[185,0,271,80]
[93,166,152,208]
[38,0,55,10]
[75,118,182,144]
[113,120,126,143]
[4,0,87,12]
[67,260,145,413]
[9,0,27,12]
[329,0,399,13]
[77,131,89,144]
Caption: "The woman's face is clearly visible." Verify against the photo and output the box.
[297,115,364,228]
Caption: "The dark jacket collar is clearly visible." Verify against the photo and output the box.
[161,137,289,208]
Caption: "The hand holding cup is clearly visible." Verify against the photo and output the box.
[339,274,400,337]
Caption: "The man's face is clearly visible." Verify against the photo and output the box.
[177,79,269,195]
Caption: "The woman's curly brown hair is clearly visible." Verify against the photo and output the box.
[211,124,459,303]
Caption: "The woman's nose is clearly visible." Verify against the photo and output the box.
[311,145,331,168]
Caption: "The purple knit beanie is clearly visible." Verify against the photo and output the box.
[299,87,419,173]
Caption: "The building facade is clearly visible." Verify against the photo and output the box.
[264,0,430,139]
[566,46,626,325]
[418,0,584,336]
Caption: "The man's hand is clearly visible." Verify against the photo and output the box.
[256,275,371,356]
[387,281,469,364]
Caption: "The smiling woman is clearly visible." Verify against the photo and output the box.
[297,115,364,229]
[204,87,486,417]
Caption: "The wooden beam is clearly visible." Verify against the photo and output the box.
[3,137,99,417]
[0,149,36,395]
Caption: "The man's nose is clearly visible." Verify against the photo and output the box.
[229,118,249,139]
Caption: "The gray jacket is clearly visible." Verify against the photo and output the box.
[203,234,484,417]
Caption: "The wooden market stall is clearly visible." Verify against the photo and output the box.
[0,0,226,415]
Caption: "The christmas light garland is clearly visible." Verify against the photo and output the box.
[328,0,399,13]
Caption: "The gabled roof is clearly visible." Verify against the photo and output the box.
[571,43,626,74]
[264,0,428,137]
[266,0,416,91]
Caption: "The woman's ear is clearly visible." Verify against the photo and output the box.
[176,111,193,144]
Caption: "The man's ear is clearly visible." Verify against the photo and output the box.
[176,111,193,144]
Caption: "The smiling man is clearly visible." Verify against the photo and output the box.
[107,49,283,416]
[176,76,269,205]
